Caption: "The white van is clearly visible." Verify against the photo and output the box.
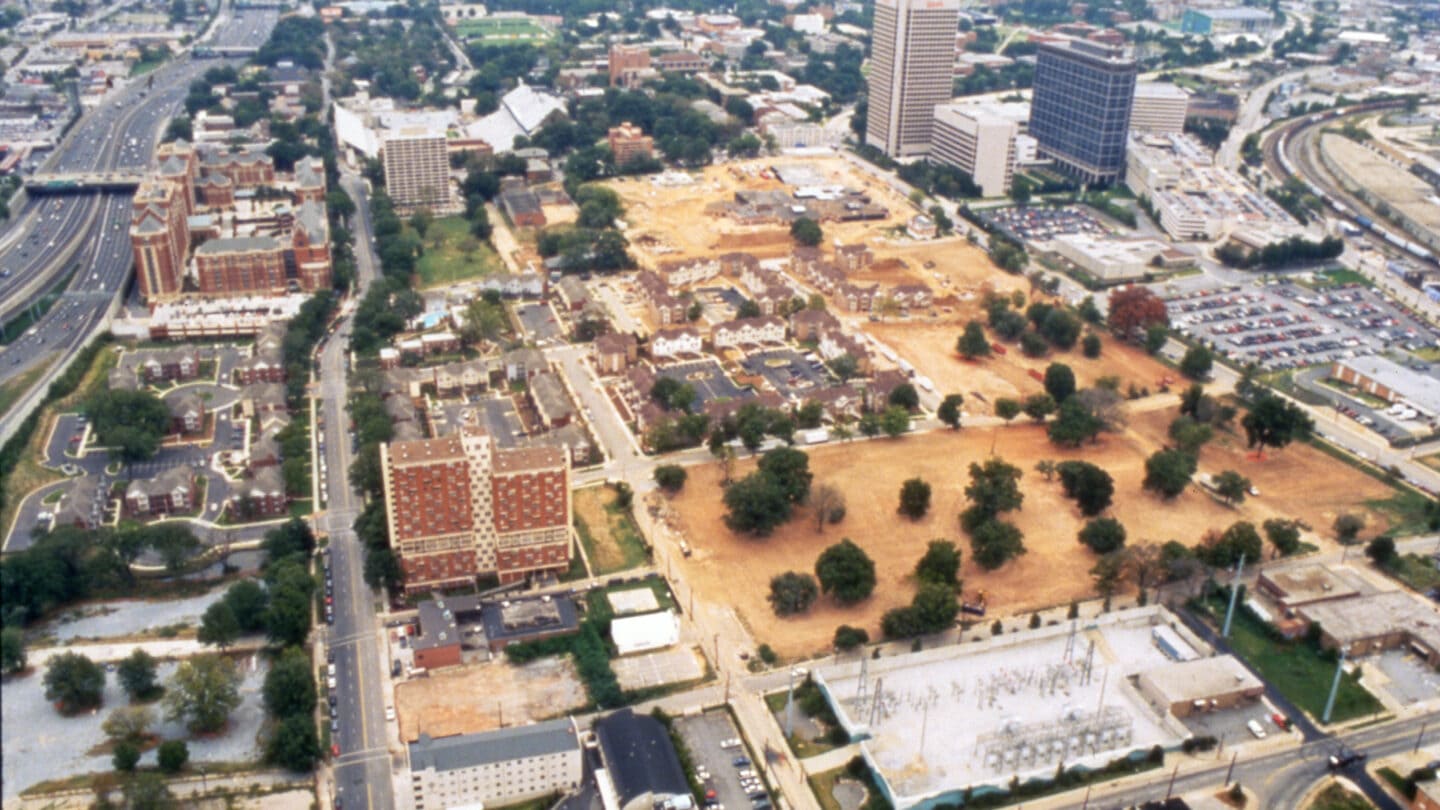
[1246,719,1267,739]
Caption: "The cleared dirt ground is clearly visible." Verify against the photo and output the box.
[665,409,1399,659]
[393,656,586,742]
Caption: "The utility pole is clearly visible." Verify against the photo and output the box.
[1222,554,1246,639]
[1322,653,1346,725]
[1416,721,1428,753]
[784,667,795,739]
[1224,751,1238,786]
[1165,763,1179,799]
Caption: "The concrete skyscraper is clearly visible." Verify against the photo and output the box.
[865,0,961,159]
[1028,38,1137,186]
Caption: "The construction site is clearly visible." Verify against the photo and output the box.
[812,607,1200,808]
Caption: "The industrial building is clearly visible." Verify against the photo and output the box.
[1256,564,1363,612]
[1179,7,1275,37]
[1331,356,1440,419]
[407,719,582,810]
[1298,591,1440,666]
[865,0,961,158]
[1028,38,1137,186]
[1049,234,1191,281]
[1134,656,1264,718]
[610,610,681,656]
[1125,132,1297,240]
[380,423,572,594]
[594,709,691,810]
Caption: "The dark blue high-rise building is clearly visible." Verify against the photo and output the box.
[1028,38,1137,186]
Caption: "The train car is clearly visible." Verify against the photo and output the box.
[1354,215,1374,230]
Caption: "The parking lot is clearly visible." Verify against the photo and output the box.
[739,349,830,399]
[984,205,1111,242]
[1179,699,1286,746]
[675,710,771,810]
[612,645,705,690]
[515,302,565,344]
[654,358,751,407]
[1162,278,1440,371]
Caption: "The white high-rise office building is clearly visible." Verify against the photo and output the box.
[381,128,455,212]
[866,0,961,158]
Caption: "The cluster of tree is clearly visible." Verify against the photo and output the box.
[330,16,452,101]
[1242,392,1314,456]
[653,464,687,493]
[198,520,316,650]
[1,524,202,627]
[1106,286,1169,350]
[356,499,403,592]
[1168,383,1236,454]
[954,63,1036,97]
[1264,176,1322,225]
[896,160,982,200]
[256,16,326,69]
[281,290,337,404]
[1054,460,1115,516]
[350,276,423,355]
[989,236,1028,274]
[1215,236,1344,270]
[982,293,1082,360]
[961,459,1028,569]
[464,44,544,114]
[535,226,633,274]
[723,447,813,536]
[1271,18,1331,59]
[263,647,321,771]
[83,388,170,461]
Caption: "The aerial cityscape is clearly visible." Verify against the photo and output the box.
[0,0,1438,807]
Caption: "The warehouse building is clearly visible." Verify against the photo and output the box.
[1299,591,1440,666]
[1135,656,1264,718]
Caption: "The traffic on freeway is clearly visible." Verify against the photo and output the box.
[0,4,279,392]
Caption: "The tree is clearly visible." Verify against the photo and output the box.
[44,652,105,714]
[757,447,813,504]
[1020,331,1049,358]
[264,647,316,720]
[1107,286,1169,340]
[1263,518,1303,558]
[1242,394,1313,455]
[938,394,964,430]
[815,540,877,604]
[113,740,141,772]
[768,572,820,616]
[957,321,991,359]
[1198,521,1263,568]
[1056,460,1115,516]
[994,398,1022,424]
[889,383,919,411]
[1179,345,1213,380]
[723,472,793,536]
[84,389,170,461]
[898,478,932,519]
[1127,542,1165,591]
[880,406,911,437]
[198,600,240,649]
[224,579,269,633]
[1365,536,1396,566]
[1144,324,1170,355]
[811,483,846,532]
[117,649,160,702]
[653,465,687,493]
[122,772,176,809]
[164,655,241,734]
[1213,470,1250,506]
[961,458,1025,531]
[1035,459,1057,481]
[915,540,961,586]
[158,739,189,774]
[1143,449,1197,499]
[1091,551,1129,598]
[1333,513,1365,545]
[267,714,320,772]
[1048,397,1104,447]
[1082,333,1102,358]
[790,217,823,247]
[1078,517,1127,554]
[1,627,25,675]
[1023,393,1057,423]
[103,705,154,743]
[1168,415,1214,454]
[834,625,869,651]
[970,519,1026,570]
[1039,309,1081,349]
[1074,387,1127,433]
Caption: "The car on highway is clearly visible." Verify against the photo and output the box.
[1328,747,1366,770]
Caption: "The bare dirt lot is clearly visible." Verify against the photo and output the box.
[393,656,586,742]
[664,409,1399,659]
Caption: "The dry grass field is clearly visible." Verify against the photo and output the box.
[664,407,1398,659]
[394,656,586,743]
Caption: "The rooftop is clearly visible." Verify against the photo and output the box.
[480,594,580,643]
[596,709,690,806]
[1336,355,1440,416]
[1259,563,1362,607]
[388,435,466,465]
[492,444,566,473]
[1135,656,1263,706]
[1299,590,1440,652]
[409,718,578,772]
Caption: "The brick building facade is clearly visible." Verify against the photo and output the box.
[381,425,572,595]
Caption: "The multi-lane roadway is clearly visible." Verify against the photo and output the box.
[0,4,278,443]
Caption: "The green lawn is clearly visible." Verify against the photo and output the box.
[415,216,504,289]
[1364,489,1439,536]
[0,363,46,418]
[455,17,551,42]
[764,690,842,758]
[1380,553,1440,592]
[1314,268,1372,289]
[129,53,169,77]
[1196,595,1383,723]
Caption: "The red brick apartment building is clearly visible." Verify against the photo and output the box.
[381,426,571,595]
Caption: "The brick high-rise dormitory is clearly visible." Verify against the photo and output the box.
[380,425,572,594]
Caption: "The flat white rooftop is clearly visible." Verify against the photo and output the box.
[815,607,1196,807]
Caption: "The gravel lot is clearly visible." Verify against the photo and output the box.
[2,654,269,799]
[42,589,228,643]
